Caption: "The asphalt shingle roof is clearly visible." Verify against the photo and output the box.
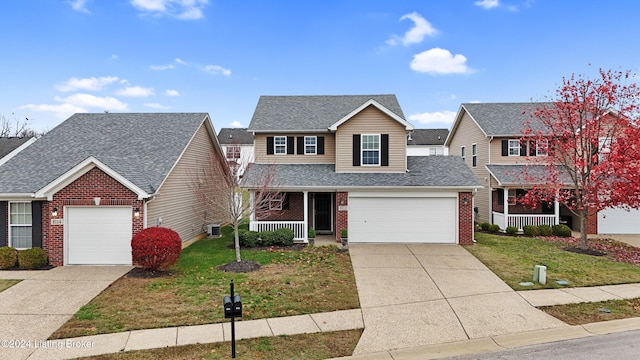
[248,95,405,132]
[486,164,572,186]
[0,113,209,195]
[407,129,448,145]
[242,156,481,189]
[0,137,33,159]
[218,128,253,145]
[462,102,550,136]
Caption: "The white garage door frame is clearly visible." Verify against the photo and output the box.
[598,207,640,234]
[64,206,133,265]
[348,191,458,244]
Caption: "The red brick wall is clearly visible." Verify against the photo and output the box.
[587,209,597,234]
[336,192,348,243]
[43,167,144,266]
[458,192,473,245]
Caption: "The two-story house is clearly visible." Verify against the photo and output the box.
[242,95,481,244]
[446,102,640,235]
[218,128,254,178]
[406,128,449,156]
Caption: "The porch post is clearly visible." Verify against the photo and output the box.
[249,192,255,231]
[554,189,560,226]
[303,191,309,243]
[503,187,509,230]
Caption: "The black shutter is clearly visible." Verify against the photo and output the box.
[0,201,7,247]
[501,140,508,156]
[297,137,304,155]
[352,134,361,166]
[266,137,274,155]
[317,136,324,155]
[529,140,536,156]
[381,134,389,166]
[31,201,42,248]
[287,136,294,154]
[520,141,527,156]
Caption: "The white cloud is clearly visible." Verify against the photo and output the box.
[115,86,155,97]
[110,54,119,61]
[165,89,180,96]
[409,111,457,126]
[69,0,91,13]
[204,65,231,76]
[229,121,242,128]
[175,58,188,65]
[145,103,170,109]
[387,12,437,46]
[150,63,175,70]
[56,76,120,92]
[56,93,128,110]
[475,0,499,9]
[410,48,473,75]
[20,103,86,118]
[130,0,208,20]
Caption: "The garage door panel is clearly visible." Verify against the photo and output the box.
[66,207,133,265]
[348,196,456,243]
[599,208,640,234]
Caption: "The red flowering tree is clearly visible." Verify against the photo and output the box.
[522,69,640,249]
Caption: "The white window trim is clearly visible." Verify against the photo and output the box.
[226,145,241,160]
[472,143,477,167]
[304,136,317,155]
[599,137,612,162]
[274,136,287,155]
[361,134,380,166]
[9,201,32,250]
[508,139,520,156]
[536,139,548,156]
[461,146,465,160]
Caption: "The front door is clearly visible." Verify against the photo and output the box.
[314,193,332,234]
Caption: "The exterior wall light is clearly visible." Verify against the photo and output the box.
[52,207,58,217]
[134,208,140,218]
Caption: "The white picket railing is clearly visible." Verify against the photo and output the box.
[493,212,557,230]
[249,221,306,241]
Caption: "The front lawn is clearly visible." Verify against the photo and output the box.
[50,226,359,339]
[540,298,640,325]
[465,232,640,290]
[0,279,20,292]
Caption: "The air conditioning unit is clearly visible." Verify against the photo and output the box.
[207,224,221,237]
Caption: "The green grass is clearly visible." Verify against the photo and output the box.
[0,279,20,292]
[540,298,640,325]
[464,232,640,290]
[50,225,359,339]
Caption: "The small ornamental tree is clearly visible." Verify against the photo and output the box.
[521,68,640,249]
[131,227,182,271]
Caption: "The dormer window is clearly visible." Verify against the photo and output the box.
[274,136,287,155]
[361,134,380,166]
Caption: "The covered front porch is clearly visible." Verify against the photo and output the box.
[491,187,563,230]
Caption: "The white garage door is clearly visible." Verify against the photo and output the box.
[598,207,640,234]
[348,195,457,243]
[66,207,133,265]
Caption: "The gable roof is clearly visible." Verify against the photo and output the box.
[218,128,253,145]
[407,129,448,146]
[0,137,36,165]
[486,164,572,186]
[0,113,215,197]
[242,156,481,190]
[248,95,408,132]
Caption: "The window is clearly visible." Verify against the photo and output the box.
[461,146,465,160]
[304,136,317,155]
[472,144,477,167]
[599,137,612,162]
[508,140,520,156]
[507,189,517,205]
[226,146,240,160]
[9,202,32,249]
[274,136,287,155]
[361,134,380,165]
[536,139,548,156]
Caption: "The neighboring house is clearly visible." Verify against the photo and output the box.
[406,128,449,156]
[242,95,481,245]
[217,128,254,178]
[445,102,638,234]
[0,113,227,266]
[0,136,36,166]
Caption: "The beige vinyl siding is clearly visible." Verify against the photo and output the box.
[490,137,530,164]
[146,122,227,243]
[254,133,336,164]
[448,111,492,223]
[335,105,406,173]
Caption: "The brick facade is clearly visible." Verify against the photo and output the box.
[586,210,597,234]
[43,167,144,266]
[458,192,474,245]
[335,192,348,243]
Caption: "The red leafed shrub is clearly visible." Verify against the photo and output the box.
[131,227,182,270]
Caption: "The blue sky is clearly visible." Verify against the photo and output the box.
[2,0,640,133]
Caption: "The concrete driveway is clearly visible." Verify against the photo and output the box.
[349,243,565,355]
[0,266,132,360]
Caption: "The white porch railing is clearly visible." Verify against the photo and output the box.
[249,221,306,241]
[493,212,557,230]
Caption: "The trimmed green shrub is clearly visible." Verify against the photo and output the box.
[552,224,572,237]
[0,246,18,269]
[488,224,501,233]
[522,225,540,237]
[308,227,316,239]
[238,229,260,247]
[538,224,553,236]
[131,227,182,271]
[18,248,48,269]
[505,226,519,235]
[274,228,295,246]
[258,230,275,246]
[341,229,348,238]
[480,222,491,231]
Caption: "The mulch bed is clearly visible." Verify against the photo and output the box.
[226,243,307,252]
[125,267,175,279]
[564,247,606,256]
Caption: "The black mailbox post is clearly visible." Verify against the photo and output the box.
[223,280,242,358]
